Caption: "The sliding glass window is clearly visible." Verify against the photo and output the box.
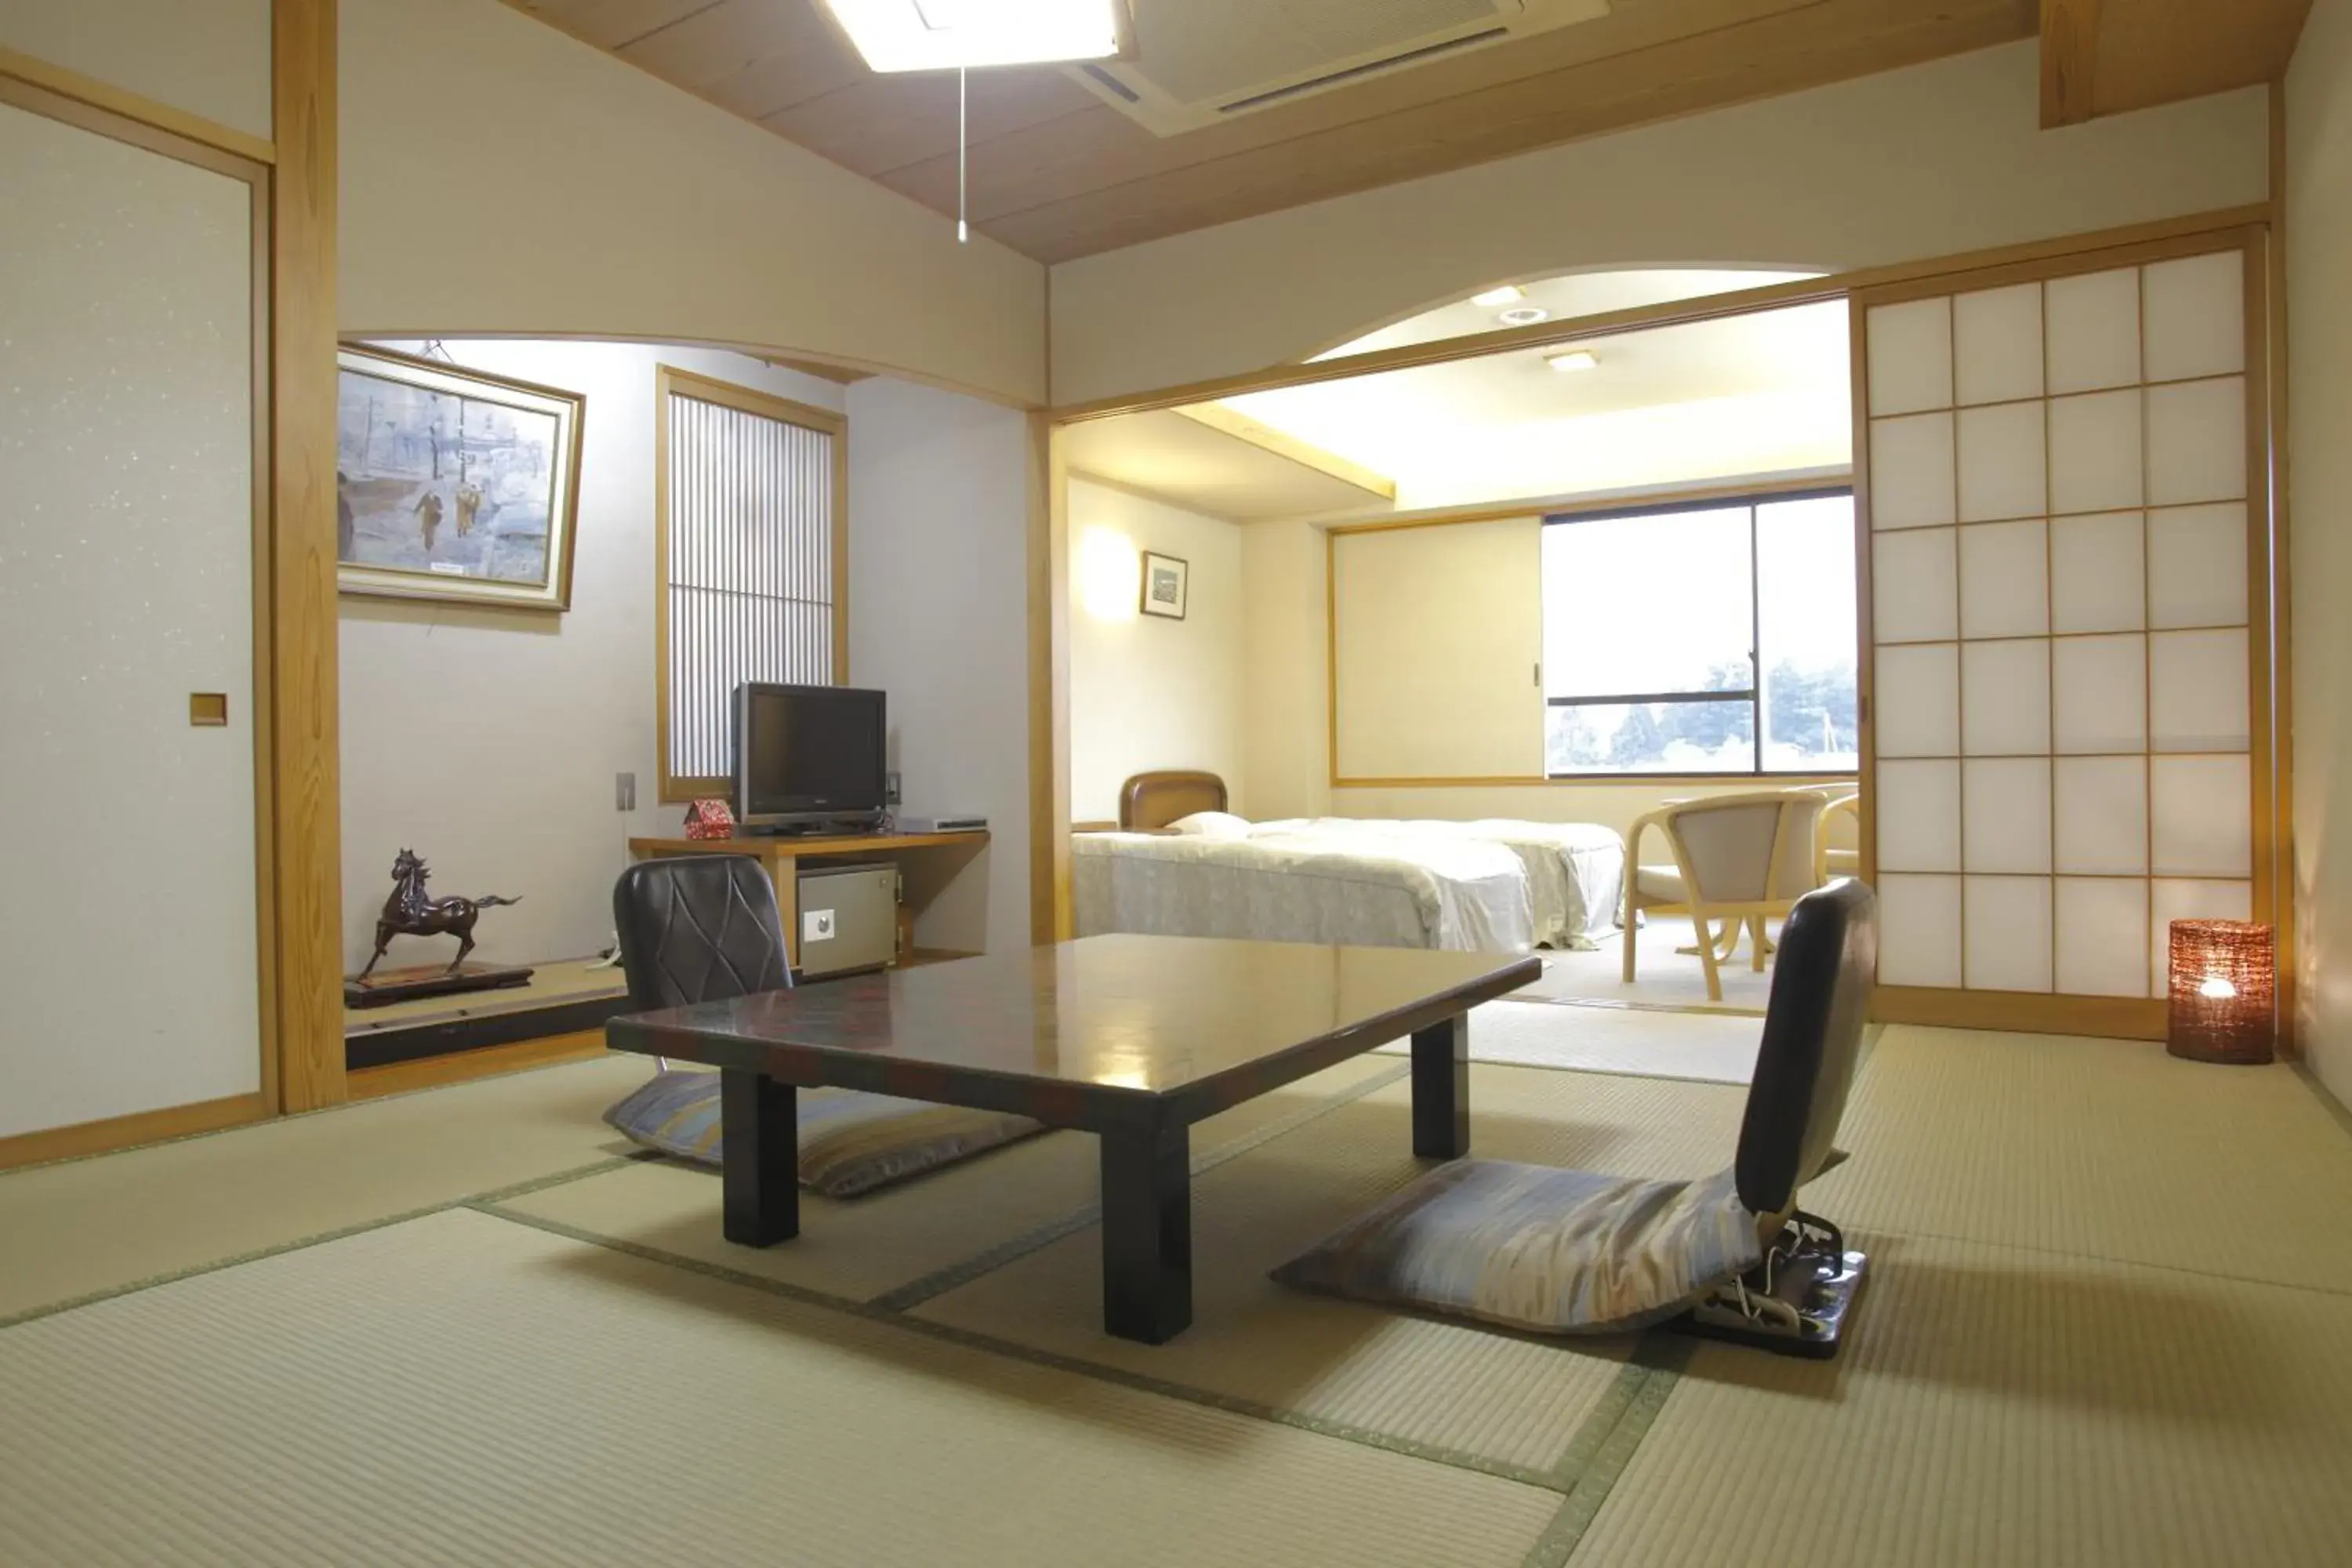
[1540,490,1858,777]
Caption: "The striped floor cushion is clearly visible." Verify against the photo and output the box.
[1272,1161,1762,1334]
[603,1069,1046,1198]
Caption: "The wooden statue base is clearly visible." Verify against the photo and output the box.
[345,961,535,1010]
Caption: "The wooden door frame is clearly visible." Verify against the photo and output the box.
[0,6,343,1171]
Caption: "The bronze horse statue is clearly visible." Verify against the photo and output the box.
[358,849,522,978]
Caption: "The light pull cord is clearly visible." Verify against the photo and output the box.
[957,65,969,244]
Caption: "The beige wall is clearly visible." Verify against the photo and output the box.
[1050,42,2268,407]
[1069,480,1247,824]
[2288,0,2352,1109]
[1240,517,1330,820]
[847,377,1036,958]
[341,0,1047,408]
[339,339,846,972]
[0,0,268,139]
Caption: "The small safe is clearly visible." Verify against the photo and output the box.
[796,862,900,978]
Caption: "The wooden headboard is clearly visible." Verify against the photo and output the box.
[1119,771,1229,831]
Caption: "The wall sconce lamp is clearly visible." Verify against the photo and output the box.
[2165,919,2276,1065]
[1077,528,1141,622]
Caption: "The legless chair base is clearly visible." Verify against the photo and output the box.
[1623,789,1831,1002]
[1671,1211,1867,1359]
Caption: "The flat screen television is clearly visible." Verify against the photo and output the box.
[732,683,888,833]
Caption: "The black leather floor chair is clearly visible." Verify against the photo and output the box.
[612,855,794,1018]
[1672,875,1876,1355]
[1272,879,1878,1359]
[602,855,1046,1196]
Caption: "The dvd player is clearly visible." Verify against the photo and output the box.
[897,813,987,834]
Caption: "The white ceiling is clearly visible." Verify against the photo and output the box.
[1220,296,1852,510]
[1310,267,1821,360]
[1066,275,1853,521]
[1062,408,1392,522]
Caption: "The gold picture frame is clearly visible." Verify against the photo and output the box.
[335,345,585,611]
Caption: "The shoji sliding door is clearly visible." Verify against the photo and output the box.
[0,88,269,1138]
[1857,234,2274,1034]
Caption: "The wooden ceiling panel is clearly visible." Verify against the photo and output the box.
[506,0,713,51]
[2089,0,2310,118]
[502,0,2058,263]
[877,0,1820,222]
[2041,0,2310,128]
[614,1,826,89]
[762,67,1101,180]
[942,0,2042,260]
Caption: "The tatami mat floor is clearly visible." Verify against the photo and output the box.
[2,1022,2349,1567]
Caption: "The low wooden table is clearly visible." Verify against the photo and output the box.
[606,935,1541,1344]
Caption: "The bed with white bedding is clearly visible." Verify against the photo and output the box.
[1074,773,1628,954]
[1071,829,1534,953]
[1245,817,1625,951]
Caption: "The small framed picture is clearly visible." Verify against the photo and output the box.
[1139,550,1189,620]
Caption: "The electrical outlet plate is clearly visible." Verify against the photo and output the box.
[886,771,903,805]
[616,772,637,811]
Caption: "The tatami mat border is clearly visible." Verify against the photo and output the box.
[872,1060,1414,1311]
[474,1199,1661,1502]
[0,1051,627,1180]
[0,1152,652,1331]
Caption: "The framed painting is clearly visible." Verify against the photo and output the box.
[335,346,585,610]
[1140,550,1189,620]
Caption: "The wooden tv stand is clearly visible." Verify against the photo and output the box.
[626,829,990,971]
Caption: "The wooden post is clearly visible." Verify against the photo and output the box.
[271,0,347,1111]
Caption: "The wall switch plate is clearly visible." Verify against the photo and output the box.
[886,771,902,805]
[804,909,836,944]
[615,772,637,811]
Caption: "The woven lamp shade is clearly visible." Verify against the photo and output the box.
[2165,920,2276,1065]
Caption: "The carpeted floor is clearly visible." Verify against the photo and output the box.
[1524,916,1776,1014]
[3,1022,2350,1567]
[1378,1000,1762,1085]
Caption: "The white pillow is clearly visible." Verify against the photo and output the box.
[1168,811,1253,837]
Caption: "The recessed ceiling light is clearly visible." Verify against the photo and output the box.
[1546,348,1601,372]
[822,0,1127,73]
[1497,306,1550,327]
[1471,285,1525,307]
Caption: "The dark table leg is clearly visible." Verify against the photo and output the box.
[1411,1012,1470,1159]
[721,1068,797,1247]
[1099,1120,1191,1344]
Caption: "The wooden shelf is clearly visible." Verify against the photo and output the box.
[347,1031,610,1101]
[629,829,987,858]
[633,830,990,971]
[902,947,980,968]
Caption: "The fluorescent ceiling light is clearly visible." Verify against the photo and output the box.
[823,0,1127,73]
[1471,285,1525,307]
[1547,348,1601,372]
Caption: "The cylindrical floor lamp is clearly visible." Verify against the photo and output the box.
[2165,920,2276,1065]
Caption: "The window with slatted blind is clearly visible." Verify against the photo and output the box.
[655,366,848,801]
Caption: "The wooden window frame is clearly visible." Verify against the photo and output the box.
[654,365,850,804]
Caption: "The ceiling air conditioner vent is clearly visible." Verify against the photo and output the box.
[1071,0,1612,136]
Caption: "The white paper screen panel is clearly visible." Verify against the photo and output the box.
[1862,242,2259,1007]
[666,395,837,780]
